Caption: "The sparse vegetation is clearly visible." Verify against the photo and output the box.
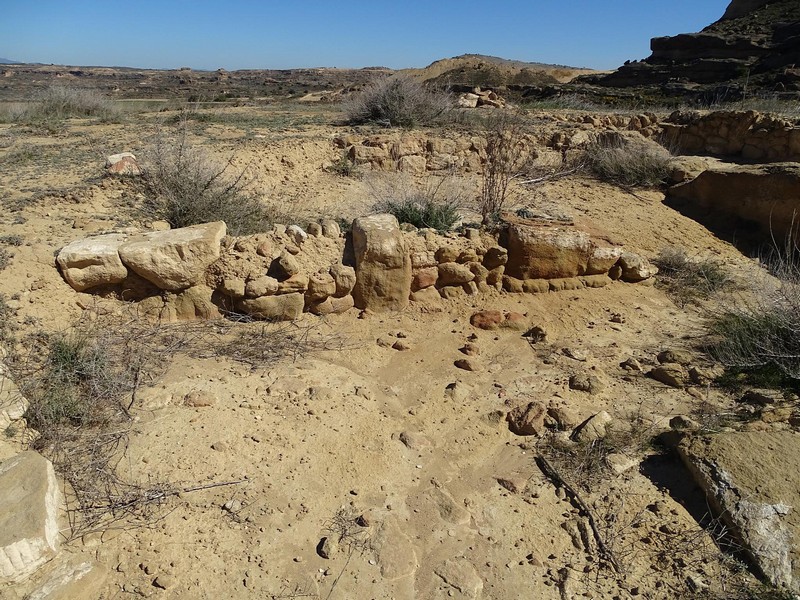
[654,246,731,306]
[479,114,530,224]
[343,75,453,128]
[371,174,466,232]
[9,86,120,131]
[326,152,360,178]
[708,244,800,387]
[139,127,275,235]
[0,247,10,271]
[586,133,671,188]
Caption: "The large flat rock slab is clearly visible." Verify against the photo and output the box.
[678,432,800,592]
[0,452,62,584]
[118,221,226,291]
[56,233,129,292]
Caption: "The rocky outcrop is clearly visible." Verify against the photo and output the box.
[0,452,62,584]
[678,432,800,593]
[662,111,800,163]
[590,0,800,94]
[351,214,412,312]
[667,163,800,246]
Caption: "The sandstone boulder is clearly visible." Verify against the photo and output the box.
[507,402,547,436]
[0,452,61,584]
[236,293,305,321]
[503,223,593,279]
[57,233,128,292]
[351,214,411,312]
[437,263,474,286]
[618,252,658,282]
[329,264,356,297]
[118,221,226,291]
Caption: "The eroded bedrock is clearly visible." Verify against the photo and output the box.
[678,432,800,593]
[0,452,62,585]
[56,215,657,322]
[667,163,800,246]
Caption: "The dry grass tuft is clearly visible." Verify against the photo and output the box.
[343,75,453,128]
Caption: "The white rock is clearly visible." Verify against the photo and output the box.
[0,452,62,584]
[118,221,226,291]
[56,234,129,292]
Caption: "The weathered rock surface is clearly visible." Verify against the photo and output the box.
[507,402,547,436]
[118,221,226,291]
[434,558,484,598]
[351,214,411,312]
[678,432,800,592]
[373,516,418,580]
[56,233,129,292]
[235,292,305,321]
[0,452,61,584]
[503,223,593,280]
[667,163,800,246]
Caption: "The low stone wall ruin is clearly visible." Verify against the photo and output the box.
[56,216,658,321]
[662,110,800,162]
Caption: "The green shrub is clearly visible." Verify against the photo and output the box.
[383,196,461,232]
[587,133,670,188]
[344,75,452,128]
[372,175,465,232]
[139,129,274,235]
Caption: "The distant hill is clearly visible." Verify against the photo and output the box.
[0,57,20,64]
[588,0,800,96]
[401,54,599,89]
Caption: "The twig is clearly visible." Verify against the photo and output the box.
[519,165,584,186]
[535,455,622,573]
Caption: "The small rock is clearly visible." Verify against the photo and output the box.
[649,364,687,388]
[669,415,700,431]
[152,575,173,590]
[454,358,480,372]
[317,536,337,559]
[507,402,547,436]
[222,499,242,513]
[606,453,638,474]
[657,349,694,365]
[184,391,216,408]
[392,340,412,351]
[497,474,529,494]
[470,310,503,330]
[211,441,228,452]
[562,348,587,362]
[568,374,604,394]
[572,411,612,443]
[620,357,643,372]
[460,342,480,356]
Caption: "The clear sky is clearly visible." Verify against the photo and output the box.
[1,0,731,71]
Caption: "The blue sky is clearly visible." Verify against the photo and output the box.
[2,1,731,71]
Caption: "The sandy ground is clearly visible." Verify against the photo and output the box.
[0,104,767,599]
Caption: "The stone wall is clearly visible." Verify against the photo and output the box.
[661,110,800,162]
[56,216,657,322]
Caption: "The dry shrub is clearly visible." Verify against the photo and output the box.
[11,314,203,534]
[12,85,120,128]
[654,246,731,307]
[343,75,453,128]
[138,126,274,235]
[479,113,530,224]
[587,132,671,188]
